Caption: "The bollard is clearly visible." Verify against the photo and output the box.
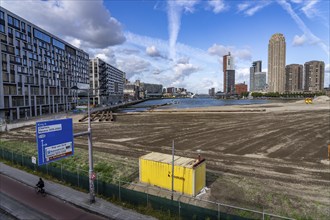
[328,144,330,160]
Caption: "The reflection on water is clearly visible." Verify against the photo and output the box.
[120,98,292,112]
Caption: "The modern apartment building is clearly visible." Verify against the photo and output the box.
[304,60,325,92]
[0,7,89,121]
[285,64,303,92]
[223,52,235,94]
[250,60,262,92]
[89,58,125,106]
[254,72,267,91]
[140,83,163,98]
[268,33,286,93]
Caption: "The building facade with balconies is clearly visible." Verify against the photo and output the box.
[0,7,89,121]
[89,58,125,106]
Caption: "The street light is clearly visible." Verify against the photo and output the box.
[71,85,95,203]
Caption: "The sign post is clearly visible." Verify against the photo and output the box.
[36,118,74,165]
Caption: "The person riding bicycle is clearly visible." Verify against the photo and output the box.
[36,177,44,192]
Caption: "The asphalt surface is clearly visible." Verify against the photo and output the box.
[0,163,156,220]
[0,174,106,220]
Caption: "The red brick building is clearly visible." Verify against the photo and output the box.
[235,83,248,96]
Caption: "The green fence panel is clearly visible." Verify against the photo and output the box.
[120,188,148,207]
[0,147,256,220]
[148,194,179,216]
[62,168,77,187]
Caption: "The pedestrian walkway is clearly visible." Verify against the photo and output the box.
[0,163,156,220]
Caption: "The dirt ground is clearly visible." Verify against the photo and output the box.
[1,101,329,219]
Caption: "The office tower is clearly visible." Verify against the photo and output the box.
[223,52,235,94]
[254,72,267,91]
[250,60,262,92]
[208,88,215,96]
[89,58,125,106]
[0,7,89,121]
[268,33,286,93]
[285,64,303,92]
[304,61,325,92]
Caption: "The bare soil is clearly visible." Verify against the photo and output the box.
[1,102,329,219]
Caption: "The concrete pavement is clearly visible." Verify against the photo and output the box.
[0,163,156,220]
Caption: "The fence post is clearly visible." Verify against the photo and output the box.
[46,163,48,175]
[218,203,220,220]
[118,176,121,201]
[61,163,63,180]
[21,151,23,166]
[11,150,13,163]
[77,167,80,187]
[179,200,181,218]
[96,173,98,195]
[146,185,149,206]
[262,207,264,220]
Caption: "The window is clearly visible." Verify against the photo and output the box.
[8,27,12,34]
[21,22,25,31]
[0,11,4,20]
[34,29,50,43]
[8,15,13,25]
[0,24,4,33]
[52,38,65,50]
[27,25,31,33]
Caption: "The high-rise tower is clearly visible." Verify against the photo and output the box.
[223,52,235,94]
[304,61,325,92]
[268,33,286,93]
[250,61,262,92]
[285,64,303,92]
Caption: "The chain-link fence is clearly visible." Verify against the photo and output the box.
[0,146,294,220]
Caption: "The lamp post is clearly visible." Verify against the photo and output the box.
[71,85,95,203]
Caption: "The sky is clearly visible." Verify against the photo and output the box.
[1,0,329,93]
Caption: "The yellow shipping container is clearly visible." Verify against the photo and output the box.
[139,152,206,196]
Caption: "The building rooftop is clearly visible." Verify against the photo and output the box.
[140,152,203,168]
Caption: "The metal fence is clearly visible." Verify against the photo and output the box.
[0,146,294,220]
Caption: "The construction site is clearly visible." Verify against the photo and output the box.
[0,98,329,219]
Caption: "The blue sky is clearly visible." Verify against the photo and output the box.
[2,0,329,93]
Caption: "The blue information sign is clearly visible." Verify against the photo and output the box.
[36,118,74,165]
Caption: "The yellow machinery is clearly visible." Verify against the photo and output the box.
[305,98,312,104]
[139,152,206,196]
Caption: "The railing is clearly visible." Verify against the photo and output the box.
[0,146,295,220]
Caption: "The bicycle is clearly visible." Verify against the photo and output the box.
[35,186,46,197]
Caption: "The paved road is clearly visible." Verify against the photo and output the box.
[0,174,107,220]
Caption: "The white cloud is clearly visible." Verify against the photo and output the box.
[146,46,163,57]
[1,0,125,48]
[292,34,307,46]
[325,64,330,73]
[237,1,272,16]
[237,2,250,12]
[301,0,319,18]
[277,0,329,57]
[207,44,252,61]
[167,0,199,61]
[290,0,303,3]
[208,0,227,14]
[116,56,151,79]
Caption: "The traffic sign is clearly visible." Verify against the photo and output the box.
[36,118,74,165]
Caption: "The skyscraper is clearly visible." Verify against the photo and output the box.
[250,61,262,92]
[223,52,235,94]
[285,64,303,92]
[268,33,286,93]
[304,61,325,92]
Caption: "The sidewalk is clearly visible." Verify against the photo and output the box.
[0,163,156,220]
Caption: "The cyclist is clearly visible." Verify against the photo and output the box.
[36,177,45,192]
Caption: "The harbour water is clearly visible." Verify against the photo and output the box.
[121,98,293,112]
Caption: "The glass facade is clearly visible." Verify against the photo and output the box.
[0,7,89,121]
